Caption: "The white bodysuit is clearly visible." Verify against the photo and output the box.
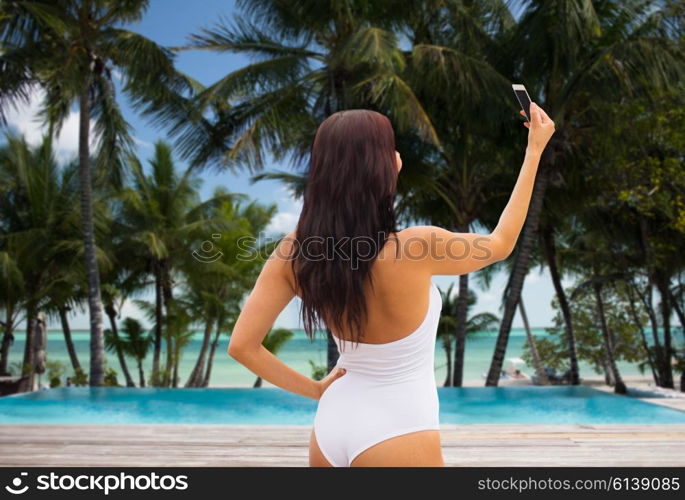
[313,282,442,467]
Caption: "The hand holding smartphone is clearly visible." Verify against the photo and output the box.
[511,83,555,152]
[512,84,532,121]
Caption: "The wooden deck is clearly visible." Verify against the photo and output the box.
[2,424,685,466]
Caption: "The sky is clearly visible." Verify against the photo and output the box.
[4,0,573,330]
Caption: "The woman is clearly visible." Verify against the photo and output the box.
[228,103,555,467]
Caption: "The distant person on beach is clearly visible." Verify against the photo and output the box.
[228,104,555,467]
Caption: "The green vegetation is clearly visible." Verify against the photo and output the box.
[254,328,294,387]
[1,1,684,394]
[0,135,274,388]
[438,283,499,387]
[308,360,328,382]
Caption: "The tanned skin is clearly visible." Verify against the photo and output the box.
[229,103,555,466]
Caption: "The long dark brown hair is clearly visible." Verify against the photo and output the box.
[292,109,399,347]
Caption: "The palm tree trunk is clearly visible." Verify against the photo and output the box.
[33,312,47,391]
[1,312,14,375]
[486,164,550,386]
[137,360,146,388]
[626,284,659,385]
[202,324,222,387]
[172,350,179,388]
[78,83,106,387]
[638,216,670,387]
[151,265,163,386]
[443,337,452,387]
[22,310,36,388]
[58,305,82,373]
[641,281,670,387]
[104,304,135,387]
[452,259,469,387]
[603,356,614,386]
[185,319,214,387]
[541,225,580,384]
[669,288,685,342]
[593,284,626,394]
[326,328,339,372]
[162,332,172,387]
[518,296,549,385]
[655,274,674,388]
[669,288,685,392]
[646,285,668,386]
[162,264,174,387]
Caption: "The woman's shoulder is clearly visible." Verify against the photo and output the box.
[393,225,454,256]
[270,231,298,260]
[378,226,449,268]
[397,225,453,240]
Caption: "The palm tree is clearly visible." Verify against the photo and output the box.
[485,0,685,386]
[0,251,23,376]
[437,283,458,387]
[0,0,193,385]
[180,1,448,371]
[438,283,498,386]
[117,317,152,387]
[253,328,294,388]
[517,295,549,385]
[183,196,276,387]
[537,180,587,385]
[98,228,151,388]
[402,0,515,387]
[540,227,581,384]
[167,302,194,388]
[571,274,627,394]
[45,274,86,374]
[190,200,275,388]
[0,134,82,387]
[564,202,632,393]
[118,142,240,386]
[176,0,438,169]
[584,91,685,389]
[202,305,240,387]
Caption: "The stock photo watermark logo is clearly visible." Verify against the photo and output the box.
[4,471,189,495]
[5,472,28,495]
[190,231,496,267]
[233,232,495,265]
[192,233,223,263]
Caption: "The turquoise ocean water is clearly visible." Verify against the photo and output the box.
[2,386,685,425]
[6,327,664,387]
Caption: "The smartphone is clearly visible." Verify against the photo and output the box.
[512,84,532,121]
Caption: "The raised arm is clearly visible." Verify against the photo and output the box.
[405,102,555,276]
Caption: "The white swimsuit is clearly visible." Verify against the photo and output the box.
[313,282,442,467]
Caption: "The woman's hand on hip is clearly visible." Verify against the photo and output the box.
[315,367,347,400]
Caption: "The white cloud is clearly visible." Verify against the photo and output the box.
[3,86,95,163]
[267,210,300,234]
[266,195,302,235]
[276,185,298,204]
[3,86,155,162]
[480,292,496,302]
[118,298,152,330]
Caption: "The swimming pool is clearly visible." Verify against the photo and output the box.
[0,386,684,425]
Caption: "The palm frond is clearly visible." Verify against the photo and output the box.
[91,69,134,190]
[187,14,320,59]
[250,170,307,197]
